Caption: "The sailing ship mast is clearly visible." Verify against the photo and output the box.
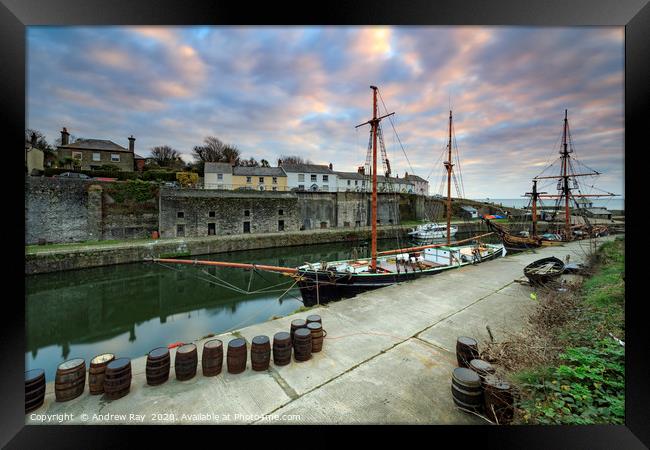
[445,110,454,245]
[533,109,615,240]
[355,86,394,272]
[525,180,546,238]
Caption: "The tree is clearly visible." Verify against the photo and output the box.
[260,159,270,168]
[150,145,182,168]
[278,155,312,165]
[191,136,241,173]
[25,129,52,151]
[238,157,260,167]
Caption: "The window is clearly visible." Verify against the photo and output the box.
[92,153,100,162]
[246,176,252,183]
[244,210,250,217]
[355,220,361,227]
[298,174,305,182]
[72,151,82,160]
[344,221,351,227]
[311,174,317,182]
[278,220,284,231]
[298,185,304,190]
[111,154,120,162]
[243,221,250,233]
[320,221,328,229]
[209,211,215,218]
[355,180,358,186]
[259,177,264,183]
[272,177,278,184]
[278,209,284,215]
[176,224,185,237]
[177,211,184,219]
[272,186,277,191]
[208,223,216,235]
[217,173,223,180]
[347,180,351,186]
[323,185,329,191]
[323,175,328,182]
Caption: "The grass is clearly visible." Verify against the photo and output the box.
[483,237,625,425]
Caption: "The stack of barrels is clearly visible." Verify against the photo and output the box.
[175,343,198,381]
[227,338,247,374]
[293,328,312,362]
[88,353,115,395]
[290,319,308,344]
[251,336,271,371]
[307,322,324,353]
[104,358,132,400]
[452,336,515,424]
[55,358,86,402]
[146,347,171,386]
[272,332,292,366]
[201,339,223,377]
[25,369,46,413]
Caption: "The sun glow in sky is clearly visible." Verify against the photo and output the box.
[27,26,624,197]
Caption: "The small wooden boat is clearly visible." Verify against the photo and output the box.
[523,256,565,285]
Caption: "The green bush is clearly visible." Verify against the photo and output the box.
[141,170,178,182]
[106,179,157,203]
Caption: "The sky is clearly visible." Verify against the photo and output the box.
[26,26,624,198]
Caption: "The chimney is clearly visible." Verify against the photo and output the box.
[357,166,365,175]
[60,127,70,146]
[278,159,282,166]
[128,135,135,152]
[329,162,333,170]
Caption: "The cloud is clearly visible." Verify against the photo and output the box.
[27,26,624,197]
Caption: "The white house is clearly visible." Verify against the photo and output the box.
[335,171,368,192]
[403,173,429,195]
[204,162,233,189]
[279,161,337,192]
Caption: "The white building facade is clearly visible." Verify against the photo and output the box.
[279,162,338,192]
[204,162,233,189]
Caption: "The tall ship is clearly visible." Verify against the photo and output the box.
[155,86,506,305]
[485,109,616,251]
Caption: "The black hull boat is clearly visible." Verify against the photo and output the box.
[523,256,565,285]
[297,243,506,306]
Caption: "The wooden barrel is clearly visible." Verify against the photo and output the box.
[25,369,46,413]
[146,347,171,386]
[251,335,271,371]
[290,319,307,344]
[175,343,198,381]
[293,328,312,362]
[451,367,483,412]
[469,359,496,382]
[88,353,115,395]
[103,358,131,400]
[307,322,324,353]
[55,358,86,402]
[306,315,322,325]
[484,377,515,424]
[456,336,479,368]
[227,338,247,374]
[273,332,292,366]
[202,339,223,377]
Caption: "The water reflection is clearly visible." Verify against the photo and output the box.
[25,230,492,380]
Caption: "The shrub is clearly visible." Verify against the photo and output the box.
[141,170,178,182]
[176,171,198,187]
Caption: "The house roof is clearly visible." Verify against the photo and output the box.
[280,163,334,174]
[585,208,611,215]
[461,205,478,212]
[134,153,145,160]
[404,174,427,183]
[575,197,593,204]
[204,162,233,174]
[335,171,366,180]
[58,139,131,152]
[233,166,286,177]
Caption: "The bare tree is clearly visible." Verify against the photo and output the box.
[150,145,182,167]
[238,157,260,167]
[278,155,312,165]
[25,129,53,151]
[260,159,270,168]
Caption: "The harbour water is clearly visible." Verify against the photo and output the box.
[26,233,483,380]
[472,197,624,211]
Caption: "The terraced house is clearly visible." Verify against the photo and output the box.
[232,166,288,191]
[56,127,140,172]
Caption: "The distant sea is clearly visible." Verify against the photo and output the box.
[471,198,625,211]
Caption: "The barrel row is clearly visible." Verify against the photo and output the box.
[26,315,327,412]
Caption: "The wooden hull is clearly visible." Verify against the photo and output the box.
[523,256,565,285]
[296,246,505,306]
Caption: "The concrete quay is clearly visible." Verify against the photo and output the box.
[26,237,614,425]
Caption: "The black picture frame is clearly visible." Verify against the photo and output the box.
[2,0,647,447]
